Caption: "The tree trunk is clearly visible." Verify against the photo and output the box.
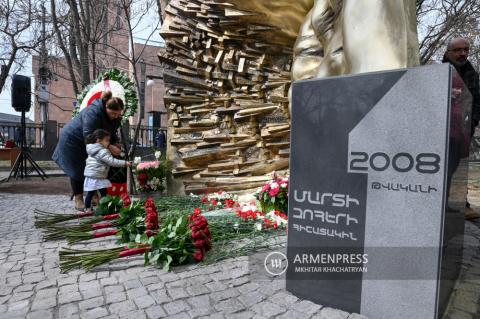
[91,42,97,80]
[51,0,80,96]
[68,0,90,87]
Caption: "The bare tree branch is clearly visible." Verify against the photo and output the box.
[0,0,46,92]
[417,0,480,67]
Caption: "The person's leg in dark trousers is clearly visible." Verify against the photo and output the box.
[70,178,85,210]
[84,190,97,210]
[98,188,108,198]
[70,178,83,195]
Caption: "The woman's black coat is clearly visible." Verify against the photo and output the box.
[52,99,120,181]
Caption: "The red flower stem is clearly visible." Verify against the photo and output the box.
[93,230,118,238]
[118,247,150,258]
[91,222,114,230]
[102,214,120,220]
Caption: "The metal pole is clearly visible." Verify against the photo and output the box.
[140,60,146,121]
[39,2,49,145]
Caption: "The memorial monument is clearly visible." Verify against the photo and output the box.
[159,0,467,317]
[287,64,469,318]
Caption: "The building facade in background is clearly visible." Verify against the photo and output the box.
[31,5,167,129]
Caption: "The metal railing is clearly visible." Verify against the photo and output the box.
[56,123,166,149]
[0,123,46,148]
[127,126,167,149]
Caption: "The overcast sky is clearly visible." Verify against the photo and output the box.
[0,6,164,121]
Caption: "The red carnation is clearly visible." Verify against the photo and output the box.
[192,231,204,240]
[203,228,211,239]
[144,200,159,231]
[194,239,205,248]
[269,187,280,197]
[121,194,131,207]
[193,249,204,262]
[225,199,236,208]
[261,184,270,192]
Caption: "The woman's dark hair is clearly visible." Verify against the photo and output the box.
[101,91,124,111]
[106,97,124,111]
[85,129,111,144]
[101,91,112,101]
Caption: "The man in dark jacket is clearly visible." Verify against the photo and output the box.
[53,92,123,210]
[443,37,480,220]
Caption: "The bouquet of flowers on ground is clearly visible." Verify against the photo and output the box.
[55,200,288,272]
[192,191,238,209]
[235,203,288,231]
[135,160,167,193]
[255,172,289,215]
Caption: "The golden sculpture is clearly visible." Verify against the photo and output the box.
[159,0,420,194]
[292,0,420,81]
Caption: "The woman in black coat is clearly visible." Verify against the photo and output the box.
[53,91,124,210]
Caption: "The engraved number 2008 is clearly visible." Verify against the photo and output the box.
[349,152,440,174]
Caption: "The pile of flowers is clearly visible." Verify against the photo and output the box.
[255,172,289,214]
[34,194,132,228]
[135,160,166,193]
[195,191,239,209]
[144,198,159,235]
[189,208,212,261]
[35,193,288,273]
[235,204,288,231]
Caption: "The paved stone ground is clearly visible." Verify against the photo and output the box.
[0,193,479,319]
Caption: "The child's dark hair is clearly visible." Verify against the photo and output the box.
[85,129,111,144]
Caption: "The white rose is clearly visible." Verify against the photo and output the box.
[154,151,161,159]
[134,157,142,165]
[270,182,279,189]
[255,223,262,231]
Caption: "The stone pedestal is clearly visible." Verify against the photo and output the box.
[287,64,470,319]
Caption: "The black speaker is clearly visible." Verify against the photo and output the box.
[11,74,31,112]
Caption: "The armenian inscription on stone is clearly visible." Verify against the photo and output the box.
[287,64,469,319]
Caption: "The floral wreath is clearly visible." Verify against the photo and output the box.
[73,69,138,122]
